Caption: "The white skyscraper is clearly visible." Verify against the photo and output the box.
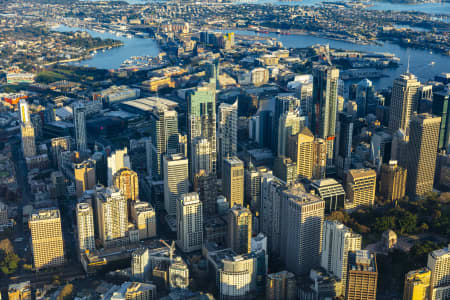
[73,102,87,153]
[192,137,212,176]
[280,185,324,275]
[176,193,203,253]
[321,220,362,296]
[427,244,450,300]
[19,99,36,158]
[278,111,305,157]
[96,187,128,248]
[218,100,238,171]
[107,147,131,186]
[76,202,95,253]
[163,154,189,216]
[19,99,30,123]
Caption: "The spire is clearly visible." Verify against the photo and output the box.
[406,55,410,74]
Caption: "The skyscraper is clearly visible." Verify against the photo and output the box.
[19,99,30,123]
[96,187,128,248]
[273,156,297,186]
[404,113,441,199]
[266,270,297,300]
[163,154,189,216]
[149,103,179,179]
[432,87,450,151]
[355,78,376,118]
[29,208,65,269]
[76,202,95,254]
[131,201,156,240]
[222,156,244,208]
[228,204,252,255]
[388,73,421,133]
[321,221,362,296]
[346,250,378,300]
[194,170,217,215]
[379,161,407,202]
[310,178,346,215]
[187,81,217,178]
[311,65,340,169]
[74,159,96,199]
[403,268,431,300]
[218,100,238,171]
[346,169,377,209]
[277,111,305,157]
[51,136,71,169]
[288,127,314,180]
[313,138,327,179]
[72,102,87,153]
[335,112,353,178]
[176,193,203,253]
[280,185,324,275]
[107,148,131,186]
[20,123,36,158]
[427,244,450,300]
[191,137,212,176]
[113,167,139,216]
[272,95,300,153]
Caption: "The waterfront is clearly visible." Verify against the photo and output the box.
[53,25,160,70]
[222,29,449,89]
[54,25,448,89]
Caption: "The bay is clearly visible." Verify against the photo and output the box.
[53,25,160,70]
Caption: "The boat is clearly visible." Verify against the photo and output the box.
[429,61,435,66]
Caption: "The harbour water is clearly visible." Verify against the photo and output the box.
[54,25,160,70]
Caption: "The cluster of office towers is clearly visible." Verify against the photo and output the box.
[21,59,450,299]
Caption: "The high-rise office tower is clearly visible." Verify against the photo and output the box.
[249,110,273,148]
[228,204,252,255]
[107,147,131,186]
[74,159,96,199]
[370,130,393,169]
[169,259,190,290]
[313,138,327,179]
[311,65,340,169]
[335,112,353,178]
[149,104,179,179]
[266,270,297,300]
[51,136,71,169]
[388,73,421,133]
[403,268,431,300]
[288,127,314,180]
[194,170,217,215]
[355,78,376,118]
[427,245,450,300]
[96,187,128,247]
[280,185,324,275]
[218,100,238,172]
[19,99,30,123]
[346,169,377,209]
[321,221,362,296]
[219,254,257,300]
[30,113,43,139]
[432,87,450,151]
[192,137,212,176]
[346,250,378,300]
[76,202,95,253]
[273,156,297,185]
[29,208,65,269]
[187,81,217,178]
[272,95,300,153]
[245,165,271,212]
[72,102,87,153]
[296,82,313,126]
[310,178,346,215]
[163,154,189,216]
[131,201,156,240]
[113,167,139,217]
[260,173,286,255]
[222,156,244,208]
[20,123,36,158]
[131,248,150,282]
[277,111,305,157]
[379,161,407,202]
[404,113,441,199]
[176,193,203,253]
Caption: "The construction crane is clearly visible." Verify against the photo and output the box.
[159,239,176,263]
